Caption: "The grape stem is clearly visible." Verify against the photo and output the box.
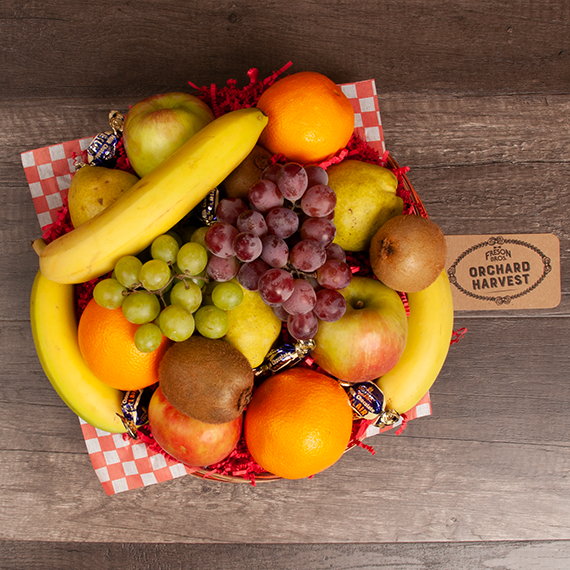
[122,268,209,308]
[285,263,317,281]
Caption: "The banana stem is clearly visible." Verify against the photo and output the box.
[32,238,47,255]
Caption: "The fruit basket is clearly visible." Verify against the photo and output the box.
[24,68,453,494]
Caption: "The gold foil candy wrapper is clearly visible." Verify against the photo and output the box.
[253,339,316,378]
[86,111,124,166]
[345,381,401,428]
[118,387,152,439]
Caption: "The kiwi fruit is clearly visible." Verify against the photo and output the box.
[221,144,273,199]
[159,336,254,424]
[369,215,447,293]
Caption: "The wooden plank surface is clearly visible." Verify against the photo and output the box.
[3,539,570,570]
[1,0,569,566]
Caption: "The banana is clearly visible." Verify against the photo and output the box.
[39,107,268,284]
[375,270,454,414]
[30,270,126,433]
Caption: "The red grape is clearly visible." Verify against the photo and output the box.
[314,289,347,322]
[325,243,346,262]
[261,234,289,268]
[272,304,289,322]
[236,209,268,237]
[282,279,317,315]
[265,207,299,239]
[237,258,270,291]
[216,197,248,225]
[248,179,284,212]
[205,223,239,258]
[258,268,295,305]
[206,255,239,282]
[276,162,308,201]
[287,311,319,340]
[300,217,337,246]
[262,163,282,182]
[290,239,327,273]
[316,259,353,290]
[305,165,328,187]
[300,184,336,217]
[233,232,262,262]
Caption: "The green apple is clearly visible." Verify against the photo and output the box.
[312,276,408,383]
[122,92,215,178]
[67,165,139,227]
[326,159,404,252]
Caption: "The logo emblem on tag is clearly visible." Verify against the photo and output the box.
[445,234,560,310]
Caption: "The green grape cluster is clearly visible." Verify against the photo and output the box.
[92,229,243,353]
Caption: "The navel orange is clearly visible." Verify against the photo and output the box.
[78,298,171,391]
[256,71,355,165]
[244,367,354,479]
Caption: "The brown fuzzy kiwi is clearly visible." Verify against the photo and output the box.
[369,215,447,293]
[220,145,273,199]
[159,336,254,424]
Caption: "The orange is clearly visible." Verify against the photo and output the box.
[244,367,354,479]
[256,71,355,165]
[78,298,171,391]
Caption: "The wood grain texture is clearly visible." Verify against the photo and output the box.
[2,540,570,570]
[1,0,569,565]
[1,0,570,98]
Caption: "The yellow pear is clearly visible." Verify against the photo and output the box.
[326,160,404,252]
[68,166,139,227]
[223,283,282,368]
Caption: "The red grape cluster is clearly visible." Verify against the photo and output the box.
[203,162,352,340]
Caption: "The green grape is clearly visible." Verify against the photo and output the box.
[139,259,171,291]
[190,270,207,289]
[151,234,180,264]
[122,291,161,324]
[169,280,203,313]
[194,305,229,339]
[158,304,195,342]
[166,230,183,247]
[134,323,163,353]
[114,255,143,289]
[93,278,127,309]
[177,242,209,276]
[190,226,209,249]
[211,281,243,311]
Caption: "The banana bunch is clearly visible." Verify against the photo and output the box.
[30,270,127,433]
[375,270,454,414]
[39,107,268,285]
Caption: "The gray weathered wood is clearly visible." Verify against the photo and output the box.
[2,539,570,569]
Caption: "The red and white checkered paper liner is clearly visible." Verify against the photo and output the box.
[23,79,431,495]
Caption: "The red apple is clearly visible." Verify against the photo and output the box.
[123,92,214,178]
[148,386,242,467]
[312,276,408,383]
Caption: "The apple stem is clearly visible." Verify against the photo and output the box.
[355,300,364,309]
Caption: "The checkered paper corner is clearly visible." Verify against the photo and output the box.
[340,79,386,156]
[23,79,430,495]
[21,137,92,230]
[80,419,200,495]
